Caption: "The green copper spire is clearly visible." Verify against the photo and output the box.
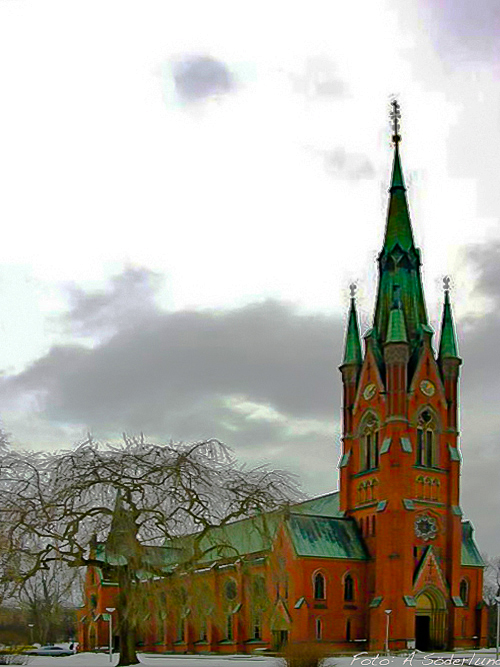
[373,101,428,350]
[438,279,459,359]
[382,142,415,254]
[342,284,362,366]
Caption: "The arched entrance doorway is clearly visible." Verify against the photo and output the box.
[415,588,448,650]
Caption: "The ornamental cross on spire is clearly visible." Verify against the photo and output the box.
[349,283,357,299]
[443,275,451,292]
[390,99,401,145]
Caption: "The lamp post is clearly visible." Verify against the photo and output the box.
[495,593,500,662]
[27,624,34,644]
[105,608,115,663]
[385,609,392,656]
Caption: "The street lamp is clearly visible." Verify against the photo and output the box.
[27,624,34,644]
[105,608,116,663]
[385,609,392,656]
[495,592,500,662]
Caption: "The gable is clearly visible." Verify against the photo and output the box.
[408,343,445,408]
[352,345,385,417]
[413,546,448,594]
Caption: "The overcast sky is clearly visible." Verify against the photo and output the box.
[0,0,499,554]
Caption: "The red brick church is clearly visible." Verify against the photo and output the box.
[78,107,486,654]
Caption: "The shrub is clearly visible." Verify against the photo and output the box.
[280,641,331,667]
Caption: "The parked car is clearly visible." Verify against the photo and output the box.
[25,644,74,656]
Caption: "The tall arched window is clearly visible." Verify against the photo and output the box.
[346,619,351,641]
[360,413,380,471]
[416,410,437,467]
[315,618,322,640]
[460,579,469,605]
[344,574,354,602]
[313,572,325,600]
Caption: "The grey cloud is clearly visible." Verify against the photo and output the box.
[450,241,500,554]
[418,0,500,62]
[172,55,235,103]
[319,147,375,180]
[62,267,163,339]
[290,56,346,99]
[0,273,344,445]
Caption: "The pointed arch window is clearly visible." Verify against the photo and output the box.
[315,618,323,640]
[416,410,437,468]
[360,413,380,471]
[313,572,325,600]
[459,579,469,606]
[344,574,354,602]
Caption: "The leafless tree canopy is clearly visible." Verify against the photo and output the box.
[0,435,301,665]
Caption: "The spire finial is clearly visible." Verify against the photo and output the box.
[390,98,401,145]
[349,282,357,300]
[443,275,451,292]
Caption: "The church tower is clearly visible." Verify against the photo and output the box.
[339,102,485,651]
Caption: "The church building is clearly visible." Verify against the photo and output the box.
[78,105,486,654]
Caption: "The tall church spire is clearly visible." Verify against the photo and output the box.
[342,284,362,366]
[438,277,459,359]
[373,101,427,351]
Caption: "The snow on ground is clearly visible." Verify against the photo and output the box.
[22,649,500,667]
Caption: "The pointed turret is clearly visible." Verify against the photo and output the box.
[438,281,459,359]
[373,101,428,355]
[438,277,461,431]
[340,284,362,436]
[385,288,408,344]
[384,285,410,417]
[342,290,362,366]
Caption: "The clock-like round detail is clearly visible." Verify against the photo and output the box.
[414,514,438,541]
[420,379,435,397]
[363,383,377,401]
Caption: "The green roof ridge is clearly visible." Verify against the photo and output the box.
[438,290,459,359]
[342,297,362,365]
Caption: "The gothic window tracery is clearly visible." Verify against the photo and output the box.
[360,413,380,471]
[416,410,438,468]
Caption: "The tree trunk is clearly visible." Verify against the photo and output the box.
[118,618,139,667]
[117,572,140,666]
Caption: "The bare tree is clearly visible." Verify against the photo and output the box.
[483,553,500,605]
[19,560,82,645]
[483,554,500,647]
[0,436,299,666]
